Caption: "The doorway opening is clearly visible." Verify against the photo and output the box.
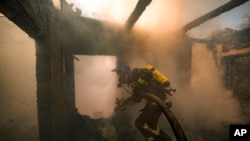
[74,55,118,119]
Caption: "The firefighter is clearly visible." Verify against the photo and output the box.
[114,64,173,141]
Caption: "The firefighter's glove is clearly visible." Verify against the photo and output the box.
[114,98,126,112]
[114,106,126,112]
[165,87,176,96]
[164,98,172,108]
[166,101,172,108]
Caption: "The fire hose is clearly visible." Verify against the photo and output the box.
[117,86,188,141]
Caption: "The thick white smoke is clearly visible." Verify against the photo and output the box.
[74,55,118,118]
[67,1,246,139]
[0,16,39,141]
[172,43,244,131]
[1,0,249,140]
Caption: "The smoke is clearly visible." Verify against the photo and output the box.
[74,55,118,118]
[1,0,248,140]
[0,15,39,140]
[121,32,244,140]
[66,0,137,25]
[66,0,246,140]
[172,44,243,131]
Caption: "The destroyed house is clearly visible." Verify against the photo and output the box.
[0,0,250,141]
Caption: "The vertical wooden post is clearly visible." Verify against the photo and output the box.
[36,7,73,141]
[36,38,53,141]
[49,8,67,141]
[64,52,77,140]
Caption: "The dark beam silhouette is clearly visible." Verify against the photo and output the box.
[183,0,249,32]
[0,0,46,39]
[125,0,152,31]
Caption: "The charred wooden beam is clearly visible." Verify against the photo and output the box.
[36,39,53,141]
[0,0,47,39]
[49,10,67,141]
[183,0,249,32]
[0,1,69,140]
[125,0,152,31]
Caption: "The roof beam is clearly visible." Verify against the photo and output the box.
[125,0,152,31]
[183,0,249,32]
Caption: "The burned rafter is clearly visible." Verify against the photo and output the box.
[183,0,249,32]
[125,0,152,31]
[0,0,48,39]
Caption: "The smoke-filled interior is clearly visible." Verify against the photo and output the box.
[1,0,250,141]
[68,0,249,140]
[74,55,118,118]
